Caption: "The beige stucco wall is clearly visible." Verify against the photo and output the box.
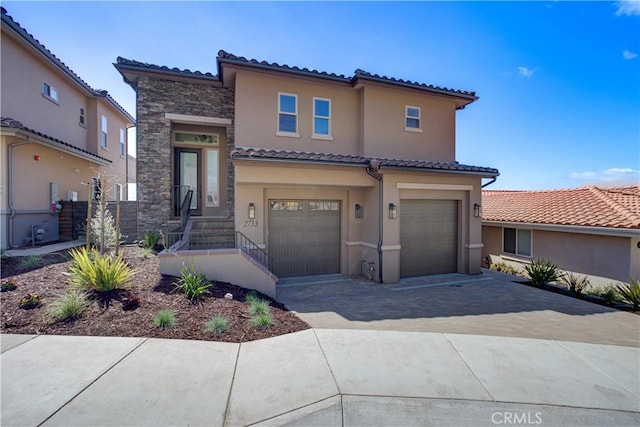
[482,225,637,283]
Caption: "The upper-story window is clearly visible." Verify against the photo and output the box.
[119,128,126,157]
[42,82,59,103]
[405,106,422,132]
[313,98,331,139]
[79,108,86,127]
[277,93,298,136]
[101,115,108,149]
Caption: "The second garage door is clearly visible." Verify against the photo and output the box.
[268,200,340,277]
[400,199,458,277]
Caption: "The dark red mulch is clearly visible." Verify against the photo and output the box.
[0,245,310,342]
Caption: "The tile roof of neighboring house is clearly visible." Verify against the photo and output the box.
[1,7,135,124]
[115,57,219,80]
[231,147,499,176]
[217,50,478,101]
[482,186,640,229]
[1,117,112,164]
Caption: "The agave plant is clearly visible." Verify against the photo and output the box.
[616,279,640,311]
[524,259,559,286]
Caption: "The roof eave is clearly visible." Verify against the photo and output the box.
[217,57,351,84]
[379,164,499,177]
[115,62,221,85]
[232,155,369,168]
[481,220,640,238]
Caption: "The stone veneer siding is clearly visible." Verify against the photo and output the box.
[136,76,235,235]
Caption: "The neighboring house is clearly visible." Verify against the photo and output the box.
[0,8,135,249]
[115,50,498,287]
[482,186,640,283]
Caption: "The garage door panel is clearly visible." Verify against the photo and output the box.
[400,200,458,277]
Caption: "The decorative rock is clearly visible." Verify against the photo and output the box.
[224,293,233,300]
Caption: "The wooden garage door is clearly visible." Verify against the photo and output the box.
[400,200,458,277]
[268,200,340,277]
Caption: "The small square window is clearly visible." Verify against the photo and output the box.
[405,106,421,129]
[278,93,298,134]
[43,82,59,103]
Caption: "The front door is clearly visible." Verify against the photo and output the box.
[174,148,201,216]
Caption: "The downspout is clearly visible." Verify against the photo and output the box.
[366,160,383,283]
[481,177,497,188]
[8,138,32,248]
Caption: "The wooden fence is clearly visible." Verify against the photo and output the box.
[59,201,138,243]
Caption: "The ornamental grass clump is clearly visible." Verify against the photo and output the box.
[561,273,591,296]
[68,247,133,292]
[154,309,177,329]
[524,259,559,286]
[248,299,271,316]
[45,290,91,323]
[18,255,44,270]
[249,313,275,330]
[615,279,640,311]
[174,264,211,302]
[204,315,229,335]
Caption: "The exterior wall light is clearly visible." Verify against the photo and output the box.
[474,203,482,218]
[388,203,397,219]
[248,203,256,219]
[355,203,363,218]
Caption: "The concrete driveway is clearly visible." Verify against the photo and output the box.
[277,270,640,347]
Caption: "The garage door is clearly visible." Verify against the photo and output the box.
[400,200,458,277]
[268,200,340,277]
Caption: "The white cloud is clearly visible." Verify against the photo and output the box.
[623,50,638,59]
[517,66,536,78]
[615,1,640,16]
[570,168,640,183]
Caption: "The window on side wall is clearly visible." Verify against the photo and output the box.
[42,82,59,103]
[91,177,102,201]
[79,108,86,127]
[503,227,532,257]
[113,183,124,201]
[405,106,421,132]
[313,98,331,139]
[101,115,108,149]
[277,93,298,136]
[119,128,126,157]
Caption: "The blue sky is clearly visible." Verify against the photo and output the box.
[4,1,639,190]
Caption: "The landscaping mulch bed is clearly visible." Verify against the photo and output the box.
[1,245,310,342]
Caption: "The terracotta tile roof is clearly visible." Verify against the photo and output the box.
[217,50,477,101]
[115,57,219,80]
[1,7,134,124]
[482,186,640,229]
[231,147,499,176]
[1,117,112,164]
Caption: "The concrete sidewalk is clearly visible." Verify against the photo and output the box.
[2,331,638,427]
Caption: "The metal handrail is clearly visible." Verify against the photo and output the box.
[180,189,193,229]
[235,231,271,270]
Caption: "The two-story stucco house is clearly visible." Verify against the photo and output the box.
[115,50,498,295]
[0,7,135,249]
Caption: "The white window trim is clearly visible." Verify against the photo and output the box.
[277,92,299,137]
[404,105,422,133]
[42,81,59,104]
[119,128,126,158]
[312,97,332,139]
[101,115,108,149]
[502,227,533,258]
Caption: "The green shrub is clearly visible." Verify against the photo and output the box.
[154,309,177,328]
[524,259,559,286]
[615,279,640,311]
[248,299,271,316]
[561,273,591,295]
[1,280,17,292]
[18,255,44,270]
[249,313,275,330]
[204,315,229,335]
[489,261,521,276]
[45,290,90,323]
[586,284,622,304]
[139,230,161,250]
[244,290,260,304]
[174,264,211,302]
[19,293,43,309]
[68,247,133,292]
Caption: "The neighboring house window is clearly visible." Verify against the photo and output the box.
[503,228,532,257]
[91,177,102,201]
[277,93,298,135]
[101,115,108,149]
[42,82,58,103]
[114,183,124,201]
[405,106,421,131]
[313,98,331,138]
[79,108,86,126]
[119,128,126,157]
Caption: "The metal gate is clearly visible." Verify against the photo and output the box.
[268,200,340,277]
[400,199,458,277]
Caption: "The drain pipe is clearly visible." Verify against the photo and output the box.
[8,138,32,248]
[481,177,497,188]
[366,160,383,283]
